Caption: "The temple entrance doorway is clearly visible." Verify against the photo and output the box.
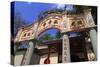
[36,28,61,64]
[70,35,88,62]
[35,29,89,64]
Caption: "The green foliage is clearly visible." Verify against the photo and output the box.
[14,12,26,37]
[55,31,62,39]
[39,33,53,41]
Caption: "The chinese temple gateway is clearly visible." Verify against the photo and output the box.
[13,7,97,65]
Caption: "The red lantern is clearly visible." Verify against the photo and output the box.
[44,47,51,64]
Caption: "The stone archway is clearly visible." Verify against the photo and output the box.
[14,8,97,65]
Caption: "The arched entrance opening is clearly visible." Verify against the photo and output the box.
[35,28,62,64]
[35,28,91,64]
